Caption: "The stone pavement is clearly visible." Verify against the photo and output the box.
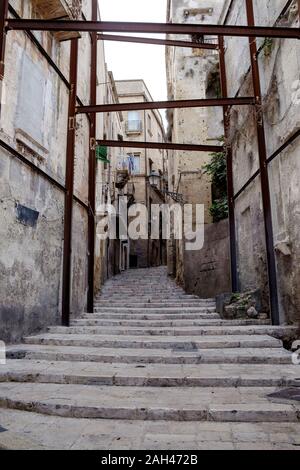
[1,267,300,449]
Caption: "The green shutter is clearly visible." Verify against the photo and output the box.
[96,146,110,163]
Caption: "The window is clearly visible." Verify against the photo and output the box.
[118,153,141,175]
[126,111,142,133]
[127,153,140,175]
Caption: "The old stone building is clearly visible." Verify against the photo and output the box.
[115,79,167,268]
[166,0,231,297]
[0,0,127,343]
[1,0,300,451]
[220,0,300,324]
[94,70,129,286]
[166,0,300,325]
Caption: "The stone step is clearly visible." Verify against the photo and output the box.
[1,360,299,388]
[100,288,187,292]
[48,325,296,339]
[94,302,216,308]
[0,382,299,422]
[23,333,283,349]
[101,284,182,288]
[83,313,221,320]
[2,409,300,450]
[96,297,215,302]
[99,296,206,301]
[7,344,293,364]
[93,307,217,314]
[71,319,271,328]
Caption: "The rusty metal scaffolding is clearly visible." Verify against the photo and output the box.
[0,0,299,326]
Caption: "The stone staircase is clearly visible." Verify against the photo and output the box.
[1,266,300,449]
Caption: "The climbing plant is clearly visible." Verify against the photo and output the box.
[203,139,228,223]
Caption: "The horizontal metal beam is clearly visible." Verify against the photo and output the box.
[6,20,300,39]
[76,97,255,114]
[97,139,223,153]
[97,33,218,50]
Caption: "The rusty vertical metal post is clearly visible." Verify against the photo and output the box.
[87,0,98,313]
[245,0,279,325]
[62,38,79,326]
[0,0,8,117]
[218,36,238,293]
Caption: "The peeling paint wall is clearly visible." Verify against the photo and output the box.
[0,0,104,343]
[221,0,300,323]
[166,0,229,290]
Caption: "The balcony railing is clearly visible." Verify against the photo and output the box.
[125,120,143,134]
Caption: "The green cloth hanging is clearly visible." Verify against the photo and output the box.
[96,146,110,163]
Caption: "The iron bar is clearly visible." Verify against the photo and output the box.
[267,129,300,165]
[76,97,255,114]
[0,0,8,79]
[0,0,8,118]
[246,0,280,325]
[234,129,300,201]
[87,0,97,314]
[233,169,260,201]
[5,19,300,39]
[218,36,238,293]
[0,138,88,211]
[97,139,223,153]
[97,33,218,50]
[62,38,79,327]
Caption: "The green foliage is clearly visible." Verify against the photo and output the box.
[209,197,229,222]
[203,139,228,223]
[262,38,274,57]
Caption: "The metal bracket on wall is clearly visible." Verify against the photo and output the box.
[68,116,76,131]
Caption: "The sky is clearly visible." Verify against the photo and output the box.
[99,0,168,107]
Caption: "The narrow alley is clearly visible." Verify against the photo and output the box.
[1,267,300,449]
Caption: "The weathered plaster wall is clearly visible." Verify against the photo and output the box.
[166,0,230,291]
[0,0,96,342]
[115,80,166,269]
[184,219,231,298]
[222,0,300,323]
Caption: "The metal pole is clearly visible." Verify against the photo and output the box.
[62,38,79,326]
[97,33,218,50]
[245,0,280,325]
[218,36,238,293]
[97,139,223,153]
[87,0,98,313]
[76,97,255,114]
[6,19,300,39]
[0,0,8,118]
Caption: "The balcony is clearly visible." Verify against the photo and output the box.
[34,0,82,41]
[125,120,143,134]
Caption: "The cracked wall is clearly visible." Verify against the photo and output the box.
[222,0,300,323]
[0,0,99,342]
